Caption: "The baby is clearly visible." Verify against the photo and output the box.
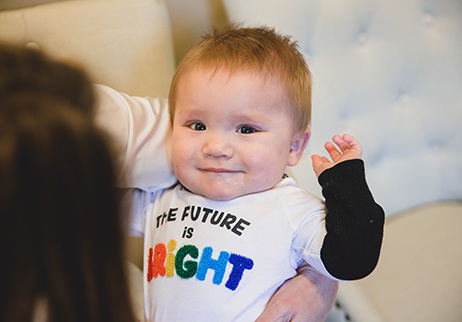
[125,25,384,321]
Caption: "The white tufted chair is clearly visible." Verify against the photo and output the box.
[223,0,462,321]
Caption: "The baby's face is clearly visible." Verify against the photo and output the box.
[171,68,306,200]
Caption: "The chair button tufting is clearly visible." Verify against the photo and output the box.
[423,12,435,26]
[399,91,410,103]
[357,32,368,44]
[429,140,443,152]
[25,41,41,51]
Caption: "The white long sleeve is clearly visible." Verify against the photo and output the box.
[94,84,177,191]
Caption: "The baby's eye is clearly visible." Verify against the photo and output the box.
[237,125,257,134]
[190,122,206,131]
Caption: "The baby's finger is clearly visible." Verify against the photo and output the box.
[311,154,329,164]
[311,154,322,170]
[324,138,345,161]
[325,141,342,161]
[341,134,363,157]
[332,134,352,153]
[342,134,361,148]
[311,154,332,177]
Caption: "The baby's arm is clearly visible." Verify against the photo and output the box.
[313,134,385,280]
[94,85,176,269]
[94,84,177,190]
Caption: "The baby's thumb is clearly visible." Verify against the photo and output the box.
[310,155,323,176]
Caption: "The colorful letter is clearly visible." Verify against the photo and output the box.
[196,246,230,285]
[175,244,199,279]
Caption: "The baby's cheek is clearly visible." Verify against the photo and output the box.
[173,165,190,190]
[252,154,287,183]
[171,151,186,176]
[171,141,187,165]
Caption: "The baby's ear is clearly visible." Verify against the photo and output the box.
[287,129,310,166]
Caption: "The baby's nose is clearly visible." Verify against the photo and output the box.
[202,135,233,158]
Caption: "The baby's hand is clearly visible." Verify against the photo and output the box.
[311,134,362,177]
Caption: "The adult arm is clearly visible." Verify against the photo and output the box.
[257,262,338,322]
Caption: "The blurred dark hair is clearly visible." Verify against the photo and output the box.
[0,43,94,117]
[0,43,135,322]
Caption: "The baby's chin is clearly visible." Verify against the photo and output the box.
[182,184,246,201]
[179,175,280,201]
[177,183,235,201]
[198,190,242,201]
[193,185,275,201]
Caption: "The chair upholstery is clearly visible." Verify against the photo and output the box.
[223,0,462,321]
[336,201,462,322]
[223,0,462,217]
[0,0,175,98]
